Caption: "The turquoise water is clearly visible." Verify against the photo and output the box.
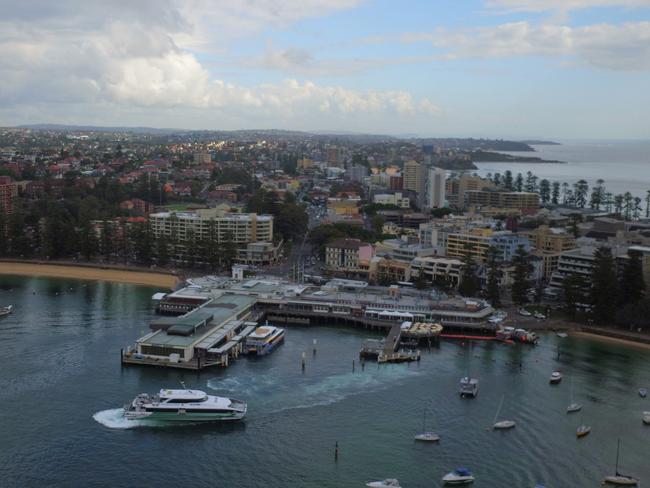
[1,275,649,487]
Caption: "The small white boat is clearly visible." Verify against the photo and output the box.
[493,420,516,429]
[414,432,440,442]
[366,479,401,488]
[577,424,591,438]
[491,395,515,430]
[639,388,647,398]
[0,305,13,317]
[642,411,650,425]
[550,371,562,384]
[442,468,475,485]
[567,403,582,413]
[603,440,639,485]
[556,332,568,338]
[414,409,440,442]
[459,377,478,398]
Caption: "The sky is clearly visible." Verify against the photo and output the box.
[0,0,649,139]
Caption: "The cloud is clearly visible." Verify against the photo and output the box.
[403,21,650,70]
[0,0,442,129]
[485,0,650,13]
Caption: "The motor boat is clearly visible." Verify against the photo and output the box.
[556,332,568,338]
[493,420,516,429]
[550,371,563,384]
[0,305,12,317]
[642,412,650,425]
[442,468,475,485]
[366,479,401,488]
[414,432,440,442]
[577,424,591,438]
[459,377,479,398]
[567,403,583,413]
[124,388,247,422]
[639,388,647,398]
[243,325,285,356]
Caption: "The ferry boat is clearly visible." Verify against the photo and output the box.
[244,325,285,356]
[459,377,479,398]
[123,388,247,422]
[0,305,13,318]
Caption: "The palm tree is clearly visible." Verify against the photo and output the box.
[645,190,650,218]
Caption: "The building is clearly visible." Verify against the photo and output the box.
[327,197,360,216]
[149,208,274,264]
[446,229,531,263]
[410,256,463,288]
[325,238,374,276]
[327,147,340,166]
[372,257,411,284]
[426,167,446,209]
[446,174,496,208]
[237,241,282,266]
[521,225,577,279]
[0,175,17,215]
[346,165,368,182]
[465,190,540,213]
[403,160,425,204]
[389,175,403,191]
[373,192,410,208]
[193,150,212,165]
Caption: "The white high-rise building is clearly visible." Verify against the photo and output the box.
[426,167,446,208]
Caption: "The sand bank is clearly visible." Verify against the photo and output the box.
[0,262,179,289]
[570,330,650,351]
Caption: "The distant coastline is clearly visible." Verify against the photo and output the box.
[0,261,179,289]
[471,150,567,164]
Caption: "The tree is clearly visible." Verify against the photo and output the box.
[371,214,385,235]
[514,173,524,192]
[633,197,642,220]
[589,179,605,210]
[646,190,650,218]
[485,246,501,307]
[539,179,551,203]
[221,231,237,269]
[614,194,624,215]
[511,245,532,306]
[590,246,618,324]
[563,272,587,319]
[622,192,634,220]
[458,244,480,297]
[573,180,589,208]
[551,181,560,204]
[504,171,513,190]
[156,234,170,266]
[525,171,538,192]
[101,220,114,261]
[561,182,570,204]
[205,219,220,271]
[79,220,99,261]
[0,211,7,257]
[619,249,645,305]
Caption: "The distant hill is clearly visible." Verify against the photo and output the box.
[519,140,562,146]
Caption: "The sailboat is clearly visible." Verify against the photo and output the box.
[414,408,440,442]
[576,412,591,438]
[567,377,582,413]
[492,395,516,430]
[603,439,639,485]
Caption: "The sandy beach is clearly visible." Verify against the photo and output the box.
[570,330,650,351]
[0,262,179,289]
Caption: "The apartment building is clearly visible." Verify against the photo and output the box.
[446,228,531,263]
[0,176,16,215]
[446,174,496,208]
[410,256,463,288]
[465,190,540,213]
[149,208,274,263]
[373,192,410,208]
[521,225,577,279]
[325,238,374,277]
[425,167,446,209]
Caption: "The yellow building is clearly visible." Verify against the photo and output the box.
[465,191,540,213]
[327,198,360,216]
[446,228,494,262]
[403,160,425,194]
[297,158,314,170]
[521,225,576,278]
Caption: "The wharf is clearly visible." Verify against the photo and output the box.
[377,350,420,363]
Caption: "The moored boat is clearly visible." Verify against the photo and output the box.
[243,325,285,356]
[550,371,562,384]
[639,388,647,398]
[0,305,13,317]
[366,479,401,487]
[123,388,247,422]
[567,403,582,413]
[414,408,440,442]
[442,467,475,485]
[576,424,591,438]
[459,377,479,398]
[642,411,650,425]
[603,440,639,486]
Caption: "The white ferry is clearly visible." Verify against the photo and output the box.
[124,388,247,422]
[244,325,285,356]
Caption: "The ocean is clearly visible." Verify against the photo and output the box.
[474,140,650,199]
[1,275,649,487]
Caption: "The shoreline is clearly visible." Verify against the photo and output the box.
[569,330,650,351]
[0,261,180,289]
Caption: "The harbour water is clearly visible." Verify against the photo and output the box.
[1,275,650,487]
[475,140,650,199]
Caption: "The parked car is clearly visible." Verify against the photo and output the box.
[518,308,532,317]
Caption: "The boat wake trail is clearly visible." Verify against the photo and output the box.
[92,408,158,429]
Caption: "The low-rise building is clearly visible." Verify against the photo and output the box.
[325,238,374,277]
[410,256,463,288]
[521,225,577,279]
[373,192,410,208]
[446,229,531,263]
[465,190,540,214]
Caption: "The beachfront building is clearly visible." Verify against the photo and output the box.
[148,208,275,265]
[465,190,540,214]
[446,174,496,208]
[325,238,374,277]
[0,176,17,215]
[410,256,463,288]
